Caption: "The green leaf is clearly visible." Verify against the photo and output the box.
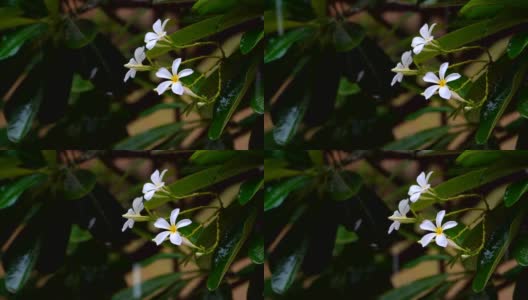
[248,234,264,264]
[264,27,315,63]
[271,94,309,146]
[190,150,238,165]
[517,88,528,118]
[0,23,47,61]
[505,179,528,207]
[62,169,96,200]
[460,0,528,18]
[250,73,263,114]
[383,126,450,150]
[335,225,358,244]
[508,31,528,59]
[379,274,448,300]
[264,176,311,211]
[333,22,365,52]
[0,173,47,210]
[148,9,260,58]
[327,170,362,201]
[472,207,525,292]
[264,159,303,182]
[112,273,181,300]
[192,0,237,15]
[238,177,263,205]
[63,19,98,49]
[404,106,454,121]
[0,17,38,31]
[44,0,59,16]
[240,28,263,55]
[207,205,257,290]
[208,56,258,140]
[414,11,528,63]
[476,58,528,144]
[7,88,43,143]
[114,123,182,150]
[2,221,42,293]
[402,254,451,269]
[337,78,360,96]
[513,236,528,266]
[270,229,308,294]
[146,155,261,209]
[70,73,94,93]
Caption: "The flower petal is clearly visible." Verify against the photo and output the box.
[170,232,183,246]
[161,19,170,31]
[170,208,180,226]
[391,73,403,86]
[176,219,192,229]
[428,23,437,36]
[411,37,425,48]
[134,47,145,63]
[423,72,439,84]
[439,62,449,80]
[417,171,427,186]
[178,68,193,78]
[132,197,144,213]
[156,68,172,80]
[408,185,422,195]
[436,210,446,227]
[146,40,157,50]
[388,221,398,234]
[172,58,182,75]
[413,43,425,55]
[409,192,421,202]
[425,171,433,184]
[124,70,133,82]
[439,86,452,100]
[144,32,158,43]
[423,85,439,99]
[152,231,170,245]
[151,169,161,184]
[154,81,172,95]
[154,218,171,230]
[435,233,448,247]
[172,82,184,95]
[144,190,155,201]
[122,219,133,232]
[420,220,436,232]
[153,19,162,34]
[142,183,156,193]
[402,51,413,67]
[442,221,458,230]
[419,233,436,247]
[398,199,409,215]
[445,73,461,83]
[419,23,430,39]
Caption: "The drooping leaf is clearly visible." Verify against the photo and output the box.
[513,235,528,266]
[264,176,311,211]
[508,31,528,59]
[240,28,264,55]
[6,87,43,143]
[264,27,315,63]
[379,274,448,300]
[248,234,264,264]
[383,126,450,150]
[238,177,263,205]
[0,23,47,61]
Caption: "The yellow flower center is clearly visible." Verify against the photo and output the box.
[171,74,179,83]
[438,79,447,87]
[169,225,178,233]
[435,227,443,235]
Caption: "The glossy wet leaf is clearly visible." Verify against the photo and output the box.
[334,22,365,52]
[0,23,46,61]
[147,155,261,209]
[112,273,181,300]
[207,205,257,290]
[270,227,308,294]
[327,170,362,201]
[508,31,528,58]
[250,72,264,114]
[272,96,309,145]
[264,27,315,63]
[379,274,447,300]
[114,123,182,150]
[264,176,311,211]
[63,169,96,200]
[513,236,528,266]
[248,234,264,264]
[148,9,260,58]
[209,57,258,140]
[504,179,528,207]
[7,88,43,143]
[476,58,528,144]
[472,208,525,292]
[240,28,263,54]
[0,173,47,210]
[238,177,263,205]
[63,19,98,49]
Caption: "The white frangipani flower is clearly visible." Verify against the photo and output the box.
[391,51,413,86]
[388,199,410,234]
[142,169,168,201]
[418,210,457,248]
[124,47,146,82]
[411,23,436,54]
[122,197,144,232]
[152,208,192,246]
[144,19,170,50]
[422,62,461,100]
[154,58,194,96]
[408,171,433,202]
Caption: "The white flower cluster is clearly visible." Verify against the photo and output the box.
[388,171,458,249]
[121,169,192,247]
[124,19,195,97]
[390,23,461,101]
